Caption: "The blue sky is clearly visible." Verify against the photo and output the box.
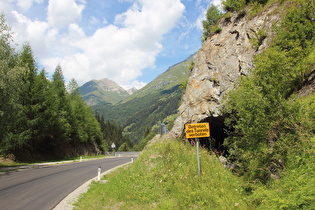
[1,0,222,89]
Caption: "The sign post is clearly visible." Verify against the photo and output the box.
[111,143,116,156]
[196,138,201,176]
[185,123,210,177]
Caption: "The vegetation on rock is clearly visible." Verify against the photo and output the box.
[202,4,223,41]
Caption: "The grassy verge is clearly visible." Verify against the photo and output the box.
[0,154,108,168]
[74,138,252,209]
[0,157,26,168]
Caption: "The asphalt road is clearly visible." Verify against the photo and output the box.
[0,157,131,210]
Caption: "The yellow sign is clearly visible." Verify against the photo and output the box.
[185,123,210,138]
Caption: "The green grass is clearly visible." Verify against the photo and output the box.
[74,138,251,209]
[0,158,26,168]
[0,154,107,168]
[73,133,315,209]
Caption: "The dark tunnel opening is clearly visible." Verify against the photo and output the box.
[199,116,228,155]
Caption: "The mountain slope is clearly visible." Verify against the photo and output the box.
[79,78,132,106]
[92,54,193,142]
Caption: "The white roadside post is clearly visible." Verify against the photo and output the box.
[196,138,201,177]
[80,156,82,162]
[97,166,101,181]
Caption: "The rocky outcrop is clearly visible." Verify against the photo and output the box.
[171,4,281,136]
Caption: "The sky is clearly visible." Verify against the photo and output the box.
[1,0,222,89]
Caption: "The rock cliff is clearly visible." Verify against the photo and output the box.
[171,4,281,138]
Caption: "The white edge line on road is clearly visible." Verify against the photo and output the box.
[53,161,132,210]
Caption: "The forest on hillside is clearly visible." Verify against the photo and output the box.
[0,14,133,161]
[92,56,192,149]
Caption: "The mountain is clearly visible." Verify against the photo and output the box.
[79,78,136,106]
[127,87,138,95]
[92,54,194,142]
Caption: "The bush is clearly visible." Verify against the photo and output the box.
[222,0,269,12]
[222,0,246,12]
[202,4,223,41]
[223,0,315,183]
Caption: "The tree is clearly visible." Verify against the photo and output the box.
[50,64,72,145]
[202,4,223,41]
[118,142,129,151]
[0,14,105,159]
[0,14,15,154]
[222,0,246,12]
[30,69,54,153]
[222,0,268,12]
[0,14,32,156]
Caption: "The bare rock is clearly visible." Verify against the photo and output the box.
[171,4,281,136]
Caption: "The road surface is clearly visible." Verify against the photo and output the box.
[0,157,131,210]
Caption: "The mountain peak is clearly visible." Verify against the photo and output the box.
[97,78,123,92]
[80,78,134,106]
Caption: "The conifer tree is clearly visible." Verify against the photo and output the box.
[31,69,55,153]
[50,64,72,146]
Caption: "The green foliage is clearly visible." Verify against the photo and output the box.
[117,142,130,151]
[0,15,104,160]
[93,56,191,148]
[188,60,194,70]
[224,0,315,183]
[134,114,177,151]
[95,114,132,151]
[222,0,247,12]
[179,80,187,93]
[0,13,12,46]
[251,161,315,209]
[249,29,267,51]
[74,139,250,209]
[222,0,269,12]
[249,94,315,208]
[202,4,223,41]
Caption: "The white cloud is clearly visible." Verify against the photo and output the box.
[16,0,43,11]
[125,80,147,90]
[195,11,206,30]
[51,0,185,88]
[3,0,185,89]
[11,11,53,57]
[47,0,85,28]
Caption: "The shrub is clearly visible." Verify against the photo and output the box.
[223,0,315,183]
[202,4,223,41]
[222,0,246,12]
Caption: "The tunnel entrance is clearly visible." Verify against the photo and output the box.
[198,116,228,155]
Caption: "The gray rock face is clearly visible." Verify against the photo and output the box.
[171,5,280,136]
